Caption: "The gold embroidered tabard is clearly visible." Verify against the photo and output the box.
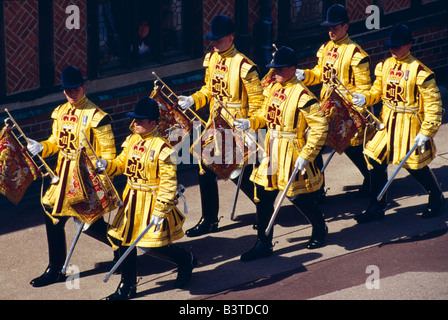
[363,53,443,169]
[40,96,116,219]
[191,44,264,125]
[303,34,374,146]
[249,77,328,197]
[107,130,185,248]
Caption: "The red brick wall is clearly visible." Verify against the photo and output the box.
[202,0,234,52]
[53,0,88,86]
[6,1,447,148]
[3,0,40,95]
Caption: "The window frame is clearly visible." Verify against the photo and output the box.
[87,0,203,79]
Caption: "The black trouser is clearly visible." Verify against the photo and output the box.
[254,185,325,243]
[198,164,255,222]
[43,210,111,270]
[316,144,370,190]
[368,160,442,207]
[344,144,371,183]
[118,244,192,286]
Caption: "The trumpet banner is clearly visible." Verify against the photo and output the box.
[0,126,39,205]
[321,90,365,154]
[150,87,192,147]
[65,147,117,224]
[191,108,248,180]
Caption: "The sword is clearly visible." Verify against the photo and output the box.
[230,162,246,221]
[265,161,306,236]
[321,149,336,173]
[377,141,419,201]
[104,219,157,283]
[62,220,85,274]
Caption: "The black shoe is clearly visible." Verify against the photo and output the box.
[175,253,198,288]
[240,240,273,262]
[30,266,66,288]
[307,226,328,249]
[355,203,385,224]
[185,219,218,237]
[422,193,445,218]
[106,282,137,300]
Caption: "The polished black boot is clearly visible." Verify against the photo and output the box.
[185,218,219,237]
[240,239,273,262]
[241,187,277,262]
[355,160,387,223]
[355,201,386,223]
[142,244,197,288]
[407,166,445,218]
[106,281,137,300]
[290,192,327,249]
[30,265,66,287]
[422,192,445,218]
[31,213,68,287]
[187,167,220,237]
[106,246,137,300]
[175,252,198,288]
[307,225,328,249]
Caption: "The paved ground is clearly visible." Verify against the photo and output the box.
[1,85,447,307]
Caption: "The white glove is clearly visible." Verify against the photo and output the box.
[234,118,250,131]
[27,139,43,156]
[294,156,308,175]
[295,69,305,81]
[352,93,366,107]
[148,215,164,234]
[95,158,108,172]
[413,133,430,153]
[178,95,194,110]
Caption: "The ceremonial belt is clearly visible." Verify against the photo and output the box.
[60,149,78,160]
[384,100,419,114]
[226,102,242,109]
[268,129,297,139]
[127,180,159,192]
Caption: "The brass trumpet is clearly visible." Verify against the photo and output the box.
[4,108,60,185]
[330,74,385,131]
[152,72,207,127]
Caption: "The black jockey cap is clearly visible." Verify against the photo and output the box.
[384,23,414,48]
[61,65,84,90]
[321,4,349,27]
[266,46,298,68]
[204,15,234,40]
[126,97,160,121]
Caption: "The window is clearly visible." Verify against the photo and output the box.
[290,0,324,27]
[93,0,202,77]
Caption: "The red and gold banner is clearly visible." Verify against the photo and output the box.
[65,147,117,224]
[321,89,365,154]
[0,126,39,205]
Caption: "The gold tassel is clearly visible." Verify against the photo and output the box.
[365,154,373,171]
[198,162,205,175]
[362,127,373,170]
[253,184,260,203]
[40,180,59,225]
[43,206,59,225]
